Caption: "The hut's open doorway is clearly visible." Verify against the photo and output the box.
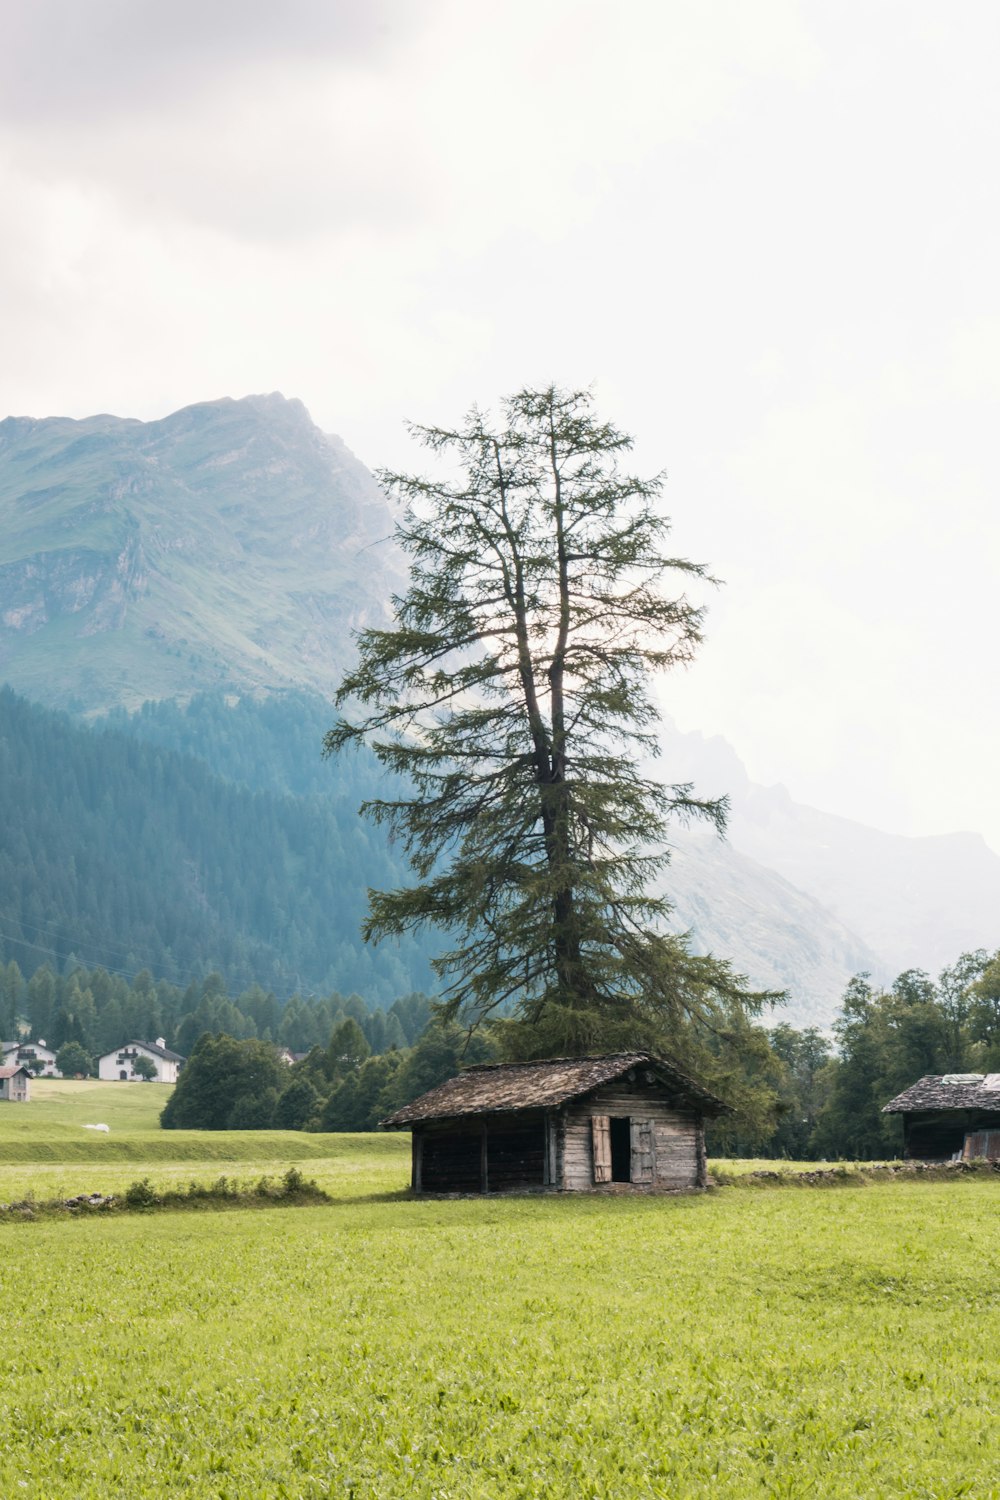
[610,1117,631,1181]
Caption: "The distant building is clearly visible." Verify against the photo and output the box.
[883,1073,1000,1160]
[0,1065,31,1102]
[382,1052,729,1195]
[2,1040,60,1077]
[97,1039,185,1084]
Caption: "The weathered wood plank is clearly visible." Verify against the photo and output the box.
[561,1082,701,1190]
[592,1115,612,1183]
[631,1118,655,1183]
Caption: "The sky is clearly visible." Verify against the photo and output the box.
[2,1,999,850]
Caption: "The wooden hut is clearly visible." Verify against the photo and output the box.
[0,1065,31,1102]
[381,1052,729,1195]
[883,1073,1000,1160]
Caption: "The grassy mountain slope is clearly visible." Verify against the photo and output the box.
[0,393,404,711]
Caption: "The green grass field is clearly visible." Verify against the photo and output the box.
[1,1083,999,1497]
[0,1079,407,1199]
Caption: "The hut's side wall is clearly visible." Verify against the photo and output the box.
[904,1108,1000,1161]
[418,1120,483,1193]
[412,1111,547,1193]
[560,1079,702,1192]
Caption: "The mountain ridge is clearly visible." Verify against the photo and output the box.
[2,393,995,1025]
[655,717,1000,979]
[0,393,405,712]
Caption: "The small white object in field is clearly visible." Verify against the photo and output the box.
[83,1123,111,1132]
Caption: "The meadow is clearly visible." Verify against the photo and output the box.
[1,1082,998,1498]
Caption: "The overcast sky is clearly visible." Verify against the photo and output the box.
[3,1,999,850]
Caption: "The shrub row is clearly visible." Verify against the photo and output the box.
[0,1167,329,1221]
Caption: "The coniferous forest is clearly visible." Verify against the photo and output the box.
[0,685,437,1000]
[3,681,999,1152]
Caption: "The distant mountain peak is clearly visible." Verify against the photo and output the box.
[0,394,403,713]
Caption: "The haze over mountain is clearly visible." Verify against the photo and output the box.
[0,394,995,1027]
[659,721,1000,985]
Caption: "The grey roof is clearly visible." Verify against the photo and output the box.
[382,1052,730,1128]
[0,1065,29,1079]
[101,1039,185,1064]
[883,1074,1000,1113]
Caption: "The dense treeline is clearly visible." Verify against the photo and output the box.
[0,686,437,1000]
[4,684,997,1151]
[8,944,999,1156]
[160,947,1000,1146]
[102,687,373,800]
[160,1019,498,1133]
[0,955,431,1063]
[740,949,1000,1159]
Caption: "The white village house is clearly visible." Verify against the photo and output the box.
[98,1039,185,1083]
[0,1065,31,1102]
[2,1040,60,1077]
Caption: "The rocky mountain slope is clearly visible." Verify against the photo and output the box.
[0,393,405,712]
[658,720,1000,986]
[662,826,882,1023]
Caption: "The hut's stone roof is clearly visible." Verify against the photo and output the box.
[382,1052,730,1128]
[883,1073,1000,1113]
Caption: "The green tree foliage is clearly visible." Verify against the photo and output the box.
[132,1055,158,1081]
[273,1074,323,1130]
[765,1024,833,1158]
[0,960,24,1039]
[327,1017,370,1080]
[966,954,1000,1063]
[0,948,426,1098]
[328,386,774,1080]
[55,1040,94,1078]
[227,1088,280,1130]
[0,685,437,1001]
[27,966,56,1043]
[160,1034,290,1130]
[810,961,989,1160]
[375,1021,499,1121]
[320,1051,405,1132]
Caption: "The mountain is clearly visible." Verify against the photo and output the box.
[1,393,996,1028]
[662,828,882,1025]
[109,687,881,1026]
[0,393,405,712]
[657,719,1000,987]
[116,688,883,1026]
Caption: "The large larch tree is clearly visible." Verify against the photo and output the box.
[327,386,776,1078]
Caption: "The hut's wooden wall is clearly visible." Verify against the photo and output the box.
[418,1121,482,1193]
[485,1113,546,1191]
[559,1079,702,1192]
[414,1111,547,1193]
[905,1108,1000,1161]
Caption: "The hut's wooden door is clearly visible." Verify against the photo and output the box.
[591,1115,612,1182]
[630,1118,655,1184]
